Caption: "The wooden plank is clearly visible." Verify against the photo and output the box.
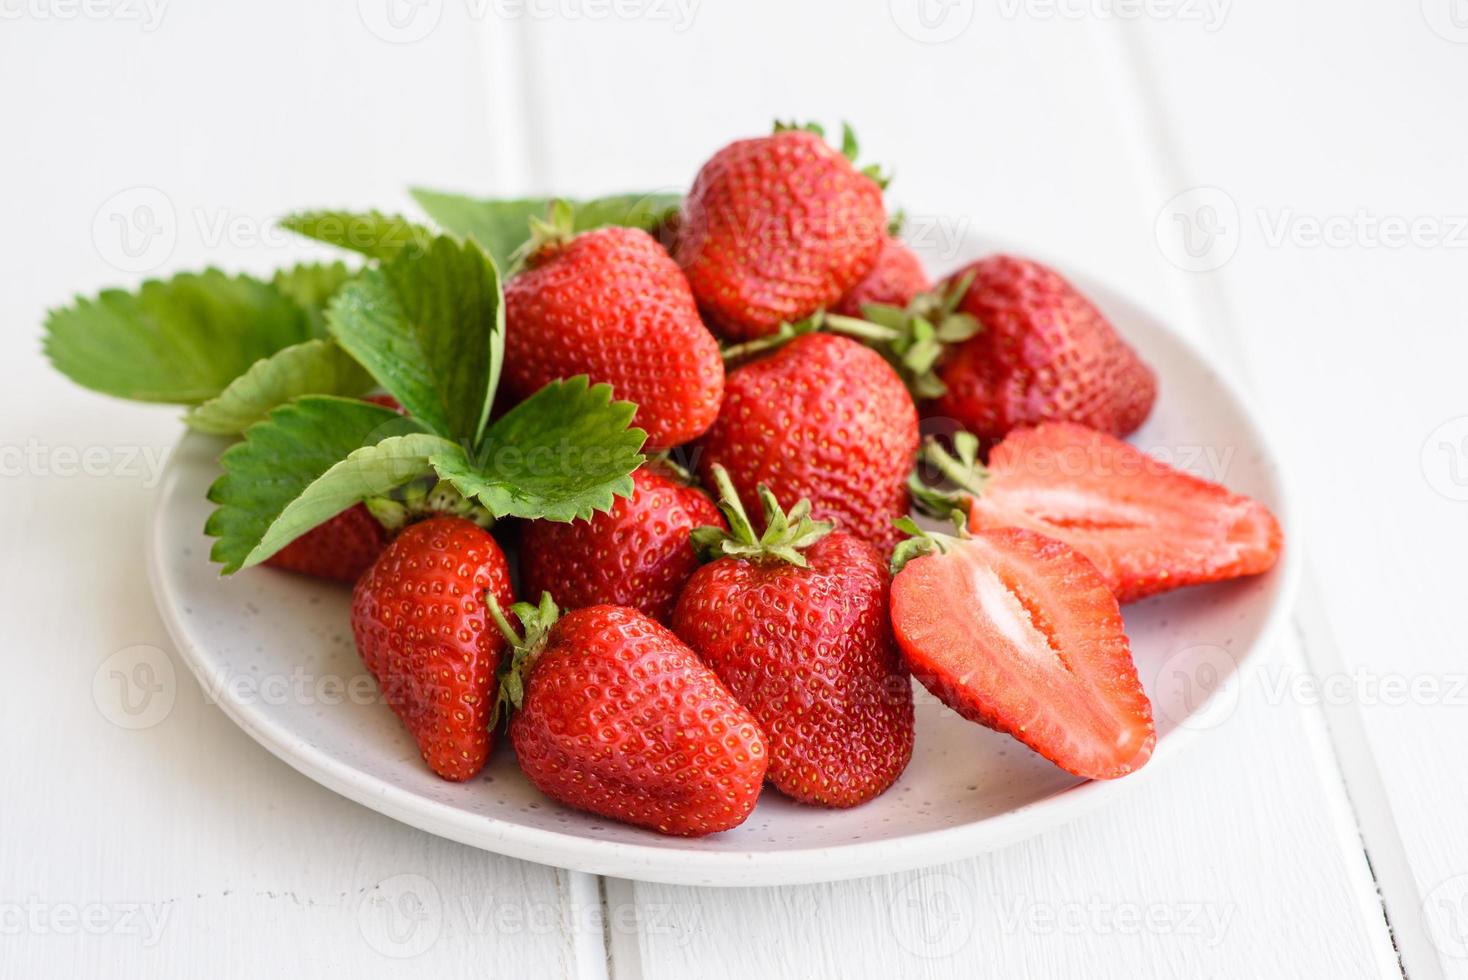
[0,6,594,977]
[1121,6,1468,976]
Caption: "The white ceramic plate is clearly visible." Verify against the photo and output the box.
[147,238,1299,887]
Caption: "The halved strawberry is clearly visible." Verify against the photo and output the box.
[916,423,1282,603]
[890,524,1155,780]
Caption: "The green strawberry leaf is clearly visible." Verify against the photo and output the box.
[410,188,681,271]
[326,235,503,447]
[281,210,435,263]
[428,376,646,522]
[205,396,434,573]
[271,261,357,336]
[183,339,375,435]
[44,269,313,404]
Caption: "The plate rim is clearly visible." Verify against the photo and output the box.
[145,256,1302,888]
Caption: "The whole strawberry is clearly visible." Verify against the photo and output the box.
[673,468,913,808]
[916,425,1282,603]
[504,210,723,450]
[675,124,887,340]
[519,463,725,624]
[929,255,1156,442]
[698,332,918,555]
[491,595,767,837]
[833,235,930,317]
[351,514,514,781]
[264,503,387,583]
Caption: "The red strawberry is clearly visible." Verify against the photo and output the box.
[672,468,913,807]
[675,125,887,340]
[697,332,918,555]
[491,595,767,837]
[519,463,725,623]
[890,523,1155,780]
[264,503,388,583]
[929,255,1156,442]
[504,216,723,450]
[918,424,1282,603]
[351,515,514,781]
[833,235,930,317]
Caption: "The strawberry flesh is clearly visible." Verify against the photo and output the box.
[891,527,1155,779]
[970,423,1282,602]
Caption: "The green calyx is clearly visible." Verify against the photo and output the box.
[508,199,577,272]
[907,431,991,523]
[488,591,561,729]
[824,271,981,400]
[772,120,891,190]
[365,478,496,532]
[690,464,834,568]
[719,313,825,366]
[889,513,968,576]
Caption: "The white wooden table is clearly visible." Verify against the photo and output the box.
[3,2,1464,976]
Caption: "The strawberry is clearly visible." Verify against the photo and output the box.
[350,515,514,781]
[263,503,388,583]
[832,235,930,317]
[674,124,887,340]
[890,522,1155,780]
[518,463,725,624]
[928,255,1156,443]
[261,394,404,582]
[490,595,767,837]
[504,210,723,450]
[672,467,913,807]
[915,425,1283,603]
[697,332,918,555]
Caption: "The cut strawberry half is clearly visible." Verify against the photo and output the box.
[918,423,1282,603]
[890,525,1155,779]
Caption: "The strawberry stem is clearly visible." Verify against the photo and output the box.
[889,515,966,576]
[365,479,495,532]
[488,591,561,728]
[690,464,834,568]
[907,433,990,524]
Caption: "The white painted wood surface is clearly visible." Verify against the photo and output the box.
[2,1,1461,976]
